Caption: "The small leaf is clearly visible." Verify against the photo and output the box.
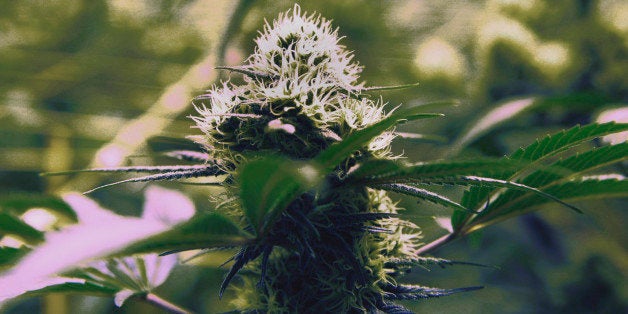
[163,150,211,162]
[385,256,492,269]
[373,183,471,212]
[382,283,483,300]
[214,65,273,79]
[315,108,444,170]
[43,164,222,176]
[360,82,420,92]
[83,167,222,194]
[450,97,537,155]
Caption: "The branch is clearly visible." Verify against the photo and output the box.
[415,233,457,256]
[143,293,193,314]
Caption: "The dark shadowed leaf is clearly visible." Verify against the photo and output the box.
[0,194,77,222]
[0,246,29,270]
[0,213,44,244]
[239,157,323,235]
[23,282,117,298]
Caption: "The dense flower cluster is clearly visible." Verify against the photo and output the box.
[192,5,394,166]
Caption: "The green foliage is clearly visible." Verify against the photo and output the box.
[452,123,628,233]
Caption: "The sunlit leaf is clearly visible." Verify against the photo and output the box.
[450,97,537,155]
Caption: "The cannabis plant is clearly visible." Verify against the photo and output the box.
[1,4,627,314]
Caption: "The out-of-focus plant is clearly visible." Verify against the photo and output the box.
[1,3,627,314]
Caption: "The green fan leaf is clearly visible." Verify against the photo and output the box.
[510,122,628,162]
[520,142,628,188]
[466,177,628,233]
[0,213,44,244]
[348,158,524,184]
[481,143,628,221]
[454,122,628,231]
[399,176,581,213]
[115,212,252,256]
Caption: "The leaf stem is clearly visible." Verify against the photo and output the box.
[415,233,457,256]
[143,293,192,314]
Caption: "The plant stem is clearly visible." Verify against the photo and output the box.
[143,293,192,314]
[415,232,457,256]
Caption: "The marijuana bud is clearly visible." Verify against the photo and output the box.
[190,5,428,312]
[192,4,394,168]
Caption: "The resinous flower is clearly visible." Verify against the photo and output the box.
[192,4,393,165]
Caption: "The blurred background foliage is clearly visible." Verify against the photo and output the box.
[0,0,626,313]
